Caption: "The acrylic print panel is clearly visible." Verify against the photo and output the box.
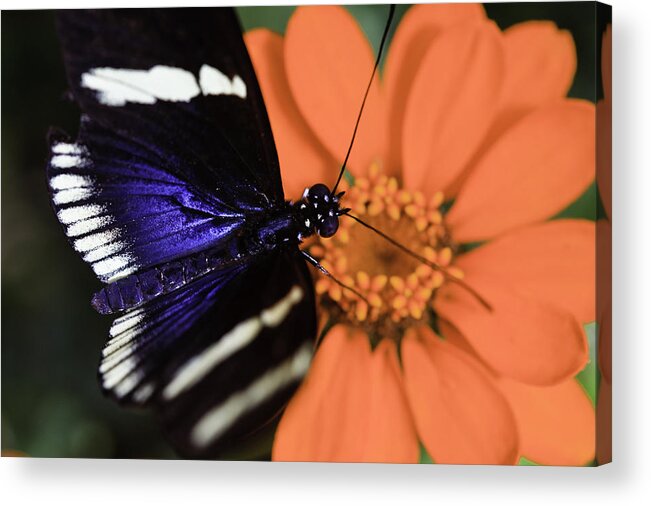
[1,2,611,465]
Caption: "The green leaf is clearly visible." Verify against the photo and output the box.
[419,444,434,464]
[236,6,295,34]
[553,181,597,221]
[576,322,599,405]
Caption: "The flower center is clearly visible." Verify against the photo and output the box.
[308,165,464,344]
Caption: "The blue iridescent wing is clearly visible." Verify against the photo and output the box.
[48,8,285,281]
[47,122,248,282]
[100,250,316,458]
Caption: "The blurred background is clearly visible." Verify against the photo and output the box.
[2,3,607,461]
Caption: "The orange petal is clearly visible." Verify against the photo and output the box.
[383,3,486,172]
[435,277,588,386]
[402,21,504,195]
[442,22,577,200]
[272,325,419,463]
[597,25,612,220]
[447,100,596,242]
[402,326,519,464]
[455,219,596,323]
[597,98,612,220]
[245,29,337,200]
[501,21,576,116]
[596,378,612,464]
[284,6,384,176]
[499,377,595,466]
[601,25,612,104]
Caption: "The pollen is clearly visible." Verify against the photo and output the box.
[308,167,463,341]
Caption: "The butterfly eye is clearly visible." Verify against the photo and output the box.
[307,183,331,202]
[318,215,339,238]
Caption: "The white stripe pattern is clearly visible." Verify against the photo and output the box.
[57,204,107,225]
[51,154,90,170]
[81,64,247,107]
[94,255,136,280]
[66,215,114,237]
[49,141,138,283]
[50,174,94,190]
[52,141,85,155]
[190,342,313,448]
[53,187,95,205]
[162,285,304,400]
[73,229,121,253]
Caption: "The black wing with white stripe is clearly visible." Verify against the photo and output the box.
[100,250,316,457]
[56,8,283,201]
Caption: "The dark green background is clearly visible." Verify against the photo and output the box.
[2,3,604,460]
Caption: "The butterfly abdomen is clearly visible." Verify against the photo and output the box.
[91,246,240,315]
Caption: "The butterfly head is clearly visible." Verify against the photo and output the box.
[297,183,348,239]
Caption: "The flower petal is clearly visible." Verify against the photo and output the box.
[501,21,576,116]
[284,6,384,176]
[402,326,519,465]
[454,219,596,323]
[447,100,596,242]
[601,25,612,104]
[435,277,588,385]
[383,3,486,172]
[402,21,504,196]
[597,98,612,220]
[272,325,419,463]
[245,29,337,200]
[499,378,595,466]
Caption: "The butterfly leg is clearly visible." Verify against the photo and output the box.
[300,250,369,305]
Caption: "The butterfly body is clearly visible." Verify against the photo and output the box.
[89,186,342,317]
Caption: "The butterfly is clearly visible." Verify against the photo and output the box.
[46,7,402,459]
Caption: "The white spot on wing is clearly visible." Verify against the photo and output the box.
[66,215,114,237]
[92,254,133,277]
[162,286,304,401]
[52,142,85,155]
[82,64,247,106]
[190,342,312,448]
[50,174,93,191]
[51,154,89,169]
[82,65,200,106]
[199,64,247,99]
[101,354,137,389]
[133,382,155,403]
[53,188,94,205]
[83,241,126,263]
[57,204,106,224]
[260,286,303,326]
[73,228,121,253]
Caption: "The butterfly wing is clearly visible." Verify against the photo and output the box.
[48,8,285,281]
[101,249,316,457]
[55,8,283,202]
[47,123,249,282]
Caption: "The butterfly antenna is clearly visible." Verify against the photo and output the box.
[342,212,493,311]
[331,4,396,196]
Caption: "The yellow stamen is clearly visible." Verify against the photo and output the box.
[308,169,463,334]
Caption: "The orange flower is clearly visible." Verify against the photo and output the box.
[246,4,597,465]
